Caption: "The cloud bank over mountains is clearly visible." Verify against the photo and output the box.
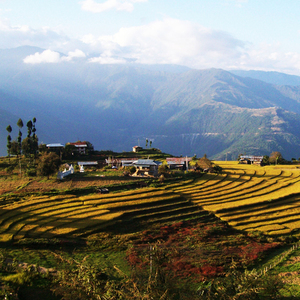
[1,0,300,75]
[23,49,86,64]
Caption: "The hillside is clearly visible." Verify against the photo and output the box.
[1,157,300,297]
[2,46,300,159]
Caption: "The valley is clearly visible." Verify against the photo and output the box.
[2,47,300,160]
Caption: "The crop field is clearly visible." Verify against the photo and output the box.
[0,187,213,242]
[174,162,300,236]
[2,161,300,298]
[1,162,300,242]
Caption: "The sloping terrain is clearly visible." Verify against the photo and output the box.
[1,163,300,241]
[2,47,300,159]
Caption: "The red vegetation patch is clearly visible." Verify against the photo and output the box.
[126,220,280,283]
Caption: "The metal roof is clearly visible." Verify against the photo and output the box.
[77,161,98,165]
[240,155,263,161]
[166,157,193,164]
[133,159,159,166]
[46,143,64,147]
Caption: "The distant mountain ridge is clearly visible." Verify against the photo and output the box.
[229,70,300,86]
[1,46,300,160]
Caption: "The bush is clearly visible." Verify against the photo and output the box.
[36,152,61,179]
[199,267,287,300]
[123,166,136,175]
[26,168,36,177]
[103,165,112,170]
[169,170,184,177]
[158,164,168,175]
[5,165,15,174]
[213,165,222,173]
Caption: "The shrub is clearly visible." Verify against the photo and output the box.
[26,168,36,177]
[5,165,15,174]
[36,152,61,179]
[213,165,222,173]
[198,268,287,300]
[158,164,168,175]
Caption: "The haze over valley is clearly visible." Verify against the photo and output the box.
[2,46,300,160]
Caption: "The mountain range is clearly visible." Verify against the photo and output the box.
[1,46,300,160]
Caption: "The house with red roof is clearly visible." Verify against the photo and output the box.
[67,141,94,155]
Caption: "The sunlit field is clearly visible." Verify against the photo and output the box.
[1,161,300,242]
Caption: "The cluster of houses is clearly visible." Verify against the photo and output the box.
[50,141,265,179]
[46,141,94,155]
[105,156,193,177]
[239,155,264,165]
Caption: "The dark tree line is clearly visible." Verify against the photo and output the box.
[6,118,38,159]
[5,118,62,179]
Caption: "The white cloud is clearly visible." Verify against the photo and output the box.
[2,15,300,75]
[0,18,69,49]
[23,49,61,64]
[23,49,87,64]
[80,18,300,75]
[85,18,246,68]
[233,43,300,74]
[62,49,86,61]
[80,0,147,13]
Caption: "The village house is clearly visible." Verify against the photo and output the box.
[131,159,161,177]
[46,143,64,158]
[105,157,138,168]
[46,143,64,152]
[166,157,193,170]
[132,146,143,153]
[67,141,94,155]
[239,155,264,165]
[77,161,98,169]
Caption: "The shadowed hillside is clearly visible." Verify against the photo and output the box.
[2,47,300,159]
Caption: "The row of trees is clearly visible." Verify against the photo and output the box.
[5,118,62,178]
[6,118,38,159]
[145,138,153,148]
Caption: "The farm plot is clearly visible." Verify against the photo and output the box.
[1,163,300,241]
[0,187,210,241]
[184,163,300,236]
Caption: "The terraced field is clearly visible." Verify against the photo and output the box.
[1,162,300,241]
[172,162,300,236]
[0,187,212,242]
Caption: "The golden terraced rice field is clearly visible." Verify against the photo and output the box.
[175,162,300,236]
[1,162,300,241]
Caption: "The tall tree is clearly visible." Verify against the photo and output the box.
[10,141,19,156]
[6,125,12,160]
[21,137,33,157]
[269,151,284,164]
[17,118,23,156]
[32,117,38,158]
[26,120,33,138]
[22,118,38,159]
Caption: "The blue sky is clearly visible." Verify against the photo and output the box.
[1,0,300,74]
